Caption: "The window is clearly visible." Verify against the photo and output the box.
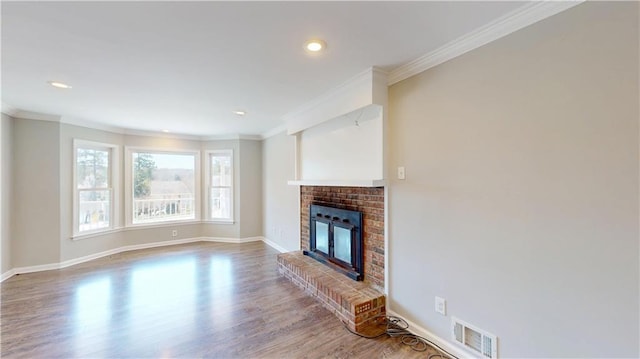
[127,149,199,225]
[74,141,117,235]
[208,150,233,221]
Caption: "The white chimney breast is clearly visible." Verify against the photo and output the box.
[286,68,388,187]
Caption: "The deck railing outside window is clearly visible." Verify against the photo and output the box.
[132,193,195,223]
[79,193,195,230]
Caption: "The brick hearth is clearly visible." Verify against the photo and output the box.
[277,251,385,334]
[276,185,386,333]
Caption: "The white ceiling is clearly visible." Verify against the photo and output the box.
[1,1,529,137]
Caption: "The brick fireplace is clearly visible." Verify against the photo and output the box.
[277,185,386,334]
[300,186,385,291]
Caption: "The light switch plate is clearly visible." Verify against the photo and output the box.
[397,166,406,180]
[435,296,446,315]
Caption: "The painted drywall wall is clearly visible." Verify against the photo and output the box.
[11,118,61,267]
[238,139,262,238]
[299,106,384,181]
[262,131,298,251]
[1,114,13,273]
[387,2,639,357]
[3,120,264,269]
[119,223,202,247]
[1,114,2,274]
[60,125,209,261]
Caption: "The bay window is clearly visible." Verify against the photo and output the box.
[127,149,199,225]
[207,150,233,222]
[74,140,118,235]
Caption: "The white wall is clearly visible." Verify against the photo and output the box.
[2,120,264,270]
[12,119,61,267]
[299,106,384,181]
[59,125,208,261]
[387,2,638,357]
[1,114,13,273]
[1,113,2,274]
[262,131,299,251]
[238,139,263,238]
[4,3,638,357]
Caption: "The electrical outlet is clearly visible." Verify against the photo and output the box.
[397,166,406,180]
[172,229,178,237]
[435,296,446,315]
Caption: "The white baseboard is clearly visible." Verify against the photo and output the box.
[0,236,276,282]
[204,236,262,244]
[0,268,16,282]
[63,237,206,269]
[386,309,470,359]
[10,262,61,275]
[261,236,289,253]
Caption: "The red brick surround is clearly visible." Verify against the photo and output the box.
[277,251,385,334]
[300,186,385,291]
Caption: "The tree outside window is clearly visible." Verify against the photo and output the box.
[76,146,111,233]
[131,151,196,224]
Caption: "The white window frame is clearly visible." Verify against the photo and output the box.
[124,147,200,227]
[204,149,234,223]
[73,139,120,237]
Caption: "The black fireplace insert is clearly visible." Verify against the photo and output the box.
[304,204,364,281]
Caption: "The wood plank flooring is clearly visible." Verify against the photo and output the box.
[1,241,438,358]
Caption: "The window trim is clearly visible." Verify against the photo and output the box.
[204,149,234,223]
[124,146,201,227]
[72,139,120,237]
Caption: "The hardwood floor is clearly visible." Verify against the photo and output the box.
[1,241,439,358]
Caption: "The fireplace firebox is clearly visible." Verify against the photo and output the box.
[304,204,364,281]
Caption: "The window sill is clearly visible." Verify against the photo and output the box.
[202,219,235,225]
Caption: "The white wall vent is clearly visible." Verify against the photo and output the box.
[452,317,498,358]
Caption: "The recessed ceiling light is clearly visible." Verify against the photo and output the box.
[48,81,72,89]
[233,110,246,116]
[162,129,170,133]
[305,39,326,52]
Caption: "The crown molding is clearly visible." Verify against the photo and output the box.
[2,104,265,141]
[283,67,387,135]
[237,134,263,141]
[47,114,202,140]
[281,67,375,125]
[123,128,202,141]
[261,123,288,139]
[200,134,262,141]
[11,110,61,122]
[1,102,19,117]
[62,116,128,134]
[4,2,583,137]
[388,0,585,85]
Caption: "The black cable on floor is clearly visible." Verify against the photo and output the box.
[343,315,459,359]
